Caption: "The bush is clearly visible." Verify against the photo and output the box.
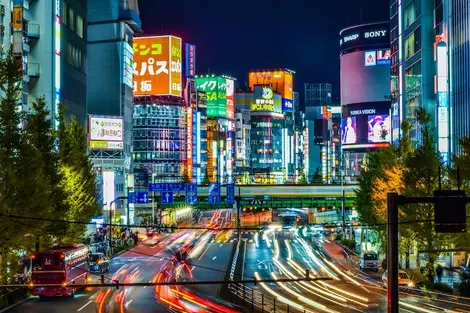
[341,238,355,251]
[423,281,453,293]
[335,234,343,241]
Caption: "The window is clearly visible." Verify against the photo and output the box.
[404,26,421,59]
[404,0,420,28]
[62,1,67,26]
[68,7,75,32]
[76,14,83,38]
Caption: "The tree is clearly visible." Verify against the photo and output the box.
[311,167,323,184]
[0,51,26,280]
[58,106,99,243]
[401,108,447,281]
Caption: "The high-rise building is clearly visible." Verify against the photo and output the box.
[195,75,236,184]
[304,83,332,108]
[448,0,470,155]
[390,1,452,162]
[87,0,141,223]
[339,22,391,179]
[3,0,87,125]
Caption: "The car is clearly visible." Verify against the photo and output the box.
[87,252,110,273]
[358,250,379,271]
[382,270,414,288]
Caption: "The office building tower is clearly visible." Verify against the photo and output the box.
[304,83,332,108]
[3,0,87,125]
[87,0,141,223]
[390,1,452,162]
[339,22,391,179]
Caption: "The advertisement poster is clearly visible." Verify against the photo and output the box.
[195,76,227,118]
[133,36,182,96]
[89,116,124,150]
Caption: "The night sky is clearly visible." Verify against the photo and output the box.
[139,0,389,104]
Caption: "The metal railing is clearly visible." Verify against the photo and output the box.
[229,283,309,313]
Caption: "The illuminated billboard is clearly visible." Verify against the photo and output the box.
[195,76,227,118]
[341,49,391,105]
[251,86,282,113]
[339,22,390,54]
[248,70,294,102]
[88,116,124,150]
[133,36,182,97]
[184,43,196,77]
[226,78,235,119]
[341,102,391,150]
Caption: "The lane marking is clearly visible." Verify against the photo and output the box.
[77,300,92,312]
[212,256,217,261]
[191,266,195,271]
[125,299,133,308]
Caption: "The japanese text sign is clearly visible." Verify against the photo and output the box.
[184,43,196,77]
[133,36,182,97]
[195,76,226,118]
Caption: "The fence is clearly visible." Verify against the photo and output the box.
[229,283,311,313]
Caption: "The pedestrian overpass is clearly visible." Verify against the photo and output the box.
[152,184,358,210]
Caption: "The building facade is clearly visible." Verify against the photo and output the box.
[339,22,391,179]
[3,0,87,125]
[87,0,141,223]
[390,0,452,162]
[304,83,332,108]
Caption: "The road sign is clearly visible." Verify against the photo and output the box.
[185,183,198,205]
[136,192,149,204]
[128,192,136,204]
[161,191,174,204]
[226,184,235,205]
[149,183,185,192]
[209,183,220,205]
[249,199,267,205]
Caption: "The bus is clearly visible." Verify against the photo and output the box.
[31,244,89,297]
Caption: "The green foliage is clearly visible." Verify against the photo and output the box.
[423,281,453,293]
[58,106,99,243]
[311,167,323,184]
[298,172,308,185]
[459,270,470,296]
[341,238,355,250]
[0,52,98,280]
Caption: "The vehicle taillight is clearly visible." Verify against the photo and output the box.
[60,253,65,259]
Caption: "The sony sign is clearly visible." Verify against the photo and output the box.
[364,30,387,39]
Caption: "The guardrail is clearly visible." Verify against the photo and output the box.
[229,283,309,313]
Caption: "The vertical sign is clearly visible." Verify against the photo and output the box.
[170,36,182,97]
[226,78,235,119]
[12,7,22,30]
[184,43,196,77]
[185,183,198,205]
[187,106,193,180]
[208,183,221,205]
[226,184,235,205]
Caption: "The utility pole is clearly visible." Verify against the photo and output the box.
[386,191,467,313]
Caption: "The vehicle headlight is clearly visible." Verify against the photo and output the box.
[407,281,414,287]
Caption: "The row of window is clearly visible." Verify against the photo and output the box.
[65,42,85,72]
[133,129,183,139]
[134,118,183,128]
[134,105,183,116]
[62,1,84,38]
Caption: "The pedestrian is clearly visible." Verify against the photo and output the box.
[436,264,444,282]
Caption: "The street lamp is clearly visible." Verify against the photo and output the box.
[126,187,134,227]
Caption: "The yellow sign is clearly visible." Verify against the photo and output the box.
[13,7,22,30]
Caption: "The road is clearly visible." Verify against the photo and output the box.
[233,227,470,313]
[8,209,239,313]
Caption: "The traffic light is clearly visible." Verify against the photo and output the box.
[434,190,467,233]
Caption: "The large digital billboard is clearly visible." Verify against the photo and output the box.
[133,36,182,97]
[196,76,227,118]
[226,78,235,119]
[251,86,282,114]
[248,70,294,103]
[340,49,391,105]
[88,116,124,150]
[341,102,391,150]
